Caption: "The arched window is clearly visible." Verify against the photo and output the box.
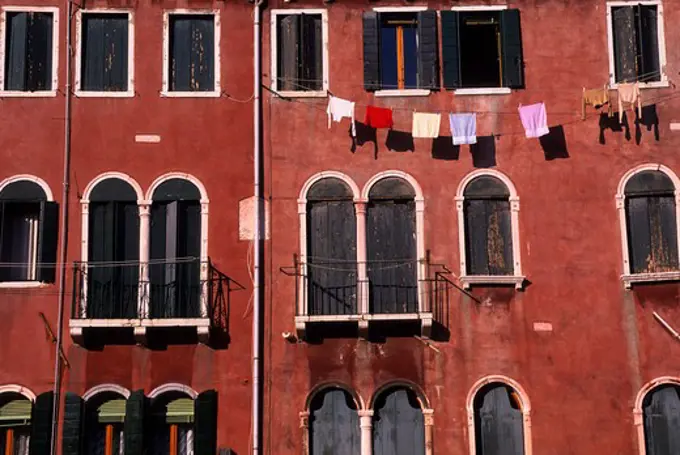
[0,177,57,283]
[372,386,424,455]
[86,178,140,319]
[306,178,357,316]
[149,178,202,319]
[624,170,678,274]
[149,393,195,455]
[309,387,360,455]
[366,178,417,314]
[0,394,32,455]
[642,384,680,454]
[84,392,127,455]
[473,383,525,455]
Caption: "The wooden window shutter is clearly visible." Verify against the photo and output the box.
[61,393,84,455]
[25,12,53,91]
[277,14,300,91]
[123,390,146,455]
[6,12,28,91]
[29,391,54,455]
[416,10,439,90]
[362,12,381,91]
[465,199,490,275]
[300,14,323,91]
[440,10,460,90]
[36,201,58,283]
[644,386,680,455]
[626,197,652,273]
[477,386,524,455]
[189,17,215,91]
[639,5,660,82]
[194,390,217,455]
[500,9,524,89]
[612,6,637,83]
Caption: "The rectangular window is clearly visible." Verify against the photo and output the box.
[79,12,131,93]
[3,10,54,92]
[610,4,662,84]
[441,8,523,90]
[363,10,439,92]
[166,14,216,93]
[274,12,324,93]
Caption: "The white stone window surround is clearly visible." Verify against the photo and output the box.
[0,384,36,402]
[270,8,329,98]
[161,9,221,98]
[83,384,131,401]
[455,169,524,289]
[616,164,680,288]
[0,6,59,97]
[0,174,55,289]
[606,1,669,89]
[74,9,135,98]
[466,375,532,455]
[634,376,680,455]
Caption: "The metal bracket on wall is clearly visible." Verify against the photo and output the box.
[39,312,70,369]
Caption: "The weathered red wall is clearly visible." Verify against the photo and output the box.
[0,0,254,452]
[263,0,680,454]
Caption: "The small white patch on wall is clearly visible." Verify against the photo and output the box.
[533,322,553,332]
[135,134,161,143]
[239,196,270,240]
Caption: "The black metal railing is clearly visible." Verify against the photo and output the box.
[148,259,202,318]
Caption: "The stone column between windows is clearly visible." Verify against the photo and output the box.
[138,202,151,319]
[423,408,434,455]
[199,201,210,318]
[299,411,310,455]
[297,200,308,317]
[415,198,426,313]
[354,200,368,320]
[358,409,373,455]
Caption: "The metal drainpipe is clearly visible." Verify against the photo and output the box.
[50,0,73,454]
[252,0,263,454]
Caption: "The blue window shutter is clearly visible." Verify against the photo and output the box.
[500,9,524,88]
[417,10,439,90]
[36,201,58,283]
[62,393,84,455]
[124,390,146,455]
[194,390,218,455]
[29,391,54,455]
[362,12,380,91]
[440,10,460,89]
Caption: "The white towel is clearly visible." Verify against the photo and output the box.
[412,113,441,138]
[518,102,549,138]
[327,96,356,137]
[449,113,477,145]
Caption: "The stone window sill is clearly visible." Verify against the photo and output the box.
[622,271,680,289]
[459,275,525,290]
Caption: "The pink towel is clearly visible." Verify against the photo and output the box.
[518,103,549,138]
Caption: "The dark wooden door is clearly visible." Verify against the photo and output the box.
[644,385,680,455]
[475,385,524,455]
[373,388,424,455]
[310,388,360,455]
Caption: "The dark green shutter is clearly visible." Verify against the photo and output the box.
[362,12,380,91]
[62,393,84,455]
[500,9,524,89]
[26,12,53,91]
[29,391,54,455]
[37,201,58,283]
[416,11,439,90]
[194,390,218,455]
[124,390,146,455]
[5,12,28,90]
[440,10,460,90]
[639,5,660,82]
[612,6,637,83]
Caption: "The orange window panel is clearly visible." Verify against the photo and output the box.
[396,26,405,89]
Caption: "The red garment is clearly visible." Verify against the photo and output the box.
[365,106,393,129]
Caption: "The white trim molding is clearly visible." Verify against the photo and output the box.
[161,9,220,98]
[270,9,329,98]
[374,89,430,97]
[454,87,511,96]
[74,9,135,98]
[0,384,36,401]
[372,6,428,12]
[616,164,680,288]
[450,5,508,11]
[455,169,524,289]
[83,384,131,401]
[148,383,198,400]
[634,376,680,455]
[0,174,54,200]
[466,375,532,455]
[0,6,59,97]
[606,1,668,88]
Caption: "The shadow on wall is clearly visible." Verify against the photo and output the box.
[539,126,570,160]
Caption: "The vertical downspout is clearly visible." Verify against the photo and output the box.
[252,0,263,454]
[50,0,73,454]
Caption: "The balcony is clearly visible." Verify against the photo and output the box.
[69,258,241,344]
[286,254,454,338]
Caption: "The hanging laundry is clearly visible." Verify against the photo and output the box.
[327,96,356,137]
[449,113,477,145]
[518,103,550,138]
[412,113,441,138]
[365,106,394,129]
[582,86,611,120]
[618,82,642,123]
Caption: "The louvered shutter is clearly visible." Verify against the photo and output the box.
[36,201,58,283]
[440,10,460,90]
[26,12,53,91]
[6,12,28,90]
[124,390,146,455]
[417,10,439,90]
[277,14,299,91]
[62,393,84,455]
[29,391,53,455]
[500,9,524,88]
[194,390,218,455]
[362,12,381,91]
[639,5,660,82]
[612,6,637,83]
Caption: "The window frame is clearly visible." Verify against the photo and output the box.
[74,9,135,98]
[0,6,59,97]
[270,8,329,98]
[634,376,680,455]
[455,169,524,289]
[161,9,221,98]
[606,1,668,89]
[616,164,680,288]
